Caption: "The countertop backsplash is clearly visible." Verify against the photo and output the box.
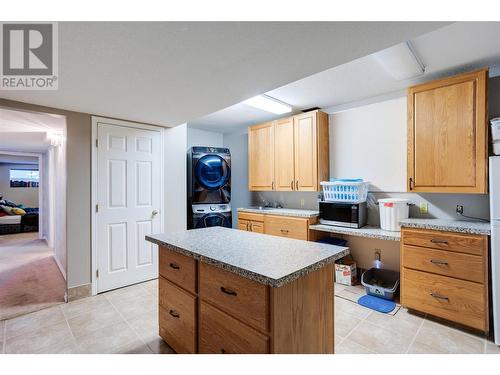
[251,191,490,226]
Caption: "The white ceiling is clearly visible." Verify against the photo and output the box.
[188,22,500,133]
[0,108,66,153]
[0,22,446,127]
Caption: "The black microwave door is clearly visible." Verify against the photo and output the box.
[320,202,356,224]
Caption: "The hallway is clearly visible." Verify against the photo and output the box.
[0,232,66,320]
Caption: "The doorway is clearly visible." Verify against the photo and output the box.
[0,108,67,320]
[91,117,164,294]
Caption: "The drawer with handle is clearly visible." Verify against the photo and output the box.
[402,268,487,331]
[159,247,197,293]
[264,215,308,240]
[159,277,197,353]
[199,301,269,354]
[199,262,269,333]
[402,245,485,283]
[402,228,486,256]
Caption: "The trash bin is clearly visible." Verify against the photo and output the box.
[361,268,399,300]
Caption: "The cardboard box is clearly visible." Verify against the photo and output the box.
[335,259,357,286]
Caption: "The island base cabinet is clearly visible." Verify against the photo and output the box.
[158,246,335,354]
[199,302,269,354]
[159,277,197,354]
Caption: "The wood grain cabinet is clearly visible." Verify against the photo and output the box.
[248,110,329,192]
[158,247,334,354]
[237,212,264,233]
[248,121,274,191]
[407,69,488,193]
[237,212,317,241]
[400,228,489,332]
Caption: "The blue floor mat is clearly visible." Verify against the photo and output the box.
[358,295,396,313]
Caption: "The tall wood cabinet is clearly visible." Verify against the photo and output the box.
[248,121,274,191]
[248,110,329,192]
[407,69,488,193]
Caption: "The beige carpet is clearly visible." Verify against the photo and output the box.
[0,232,66,320]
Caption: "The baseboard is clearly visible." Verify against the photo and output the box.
[52,254,67,280]
[67,283,92,302]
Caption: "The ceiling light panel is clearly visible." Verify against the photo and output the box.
[243,95,292,114]
[372,42,425,81]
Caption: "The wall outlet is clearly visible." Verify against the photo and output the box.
[419,202,428,214]
[374,249,381,262]
[300,198,305,207]
[456,205,464,215]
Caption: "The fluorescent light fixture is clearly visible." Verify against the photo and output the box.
[372,41,425,81]
[243,95,292,114]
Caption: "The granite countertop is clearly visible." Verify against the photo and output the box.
[238,207,319,218]
[146,227,349,287]
[309,224,401,241]
[399,218,491,235]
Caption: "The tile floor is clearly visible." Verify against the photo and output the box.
[1,279,173,354]
[1,279,499,354]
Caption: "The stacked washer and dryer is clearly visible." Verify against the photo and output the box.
[187,147,232,229]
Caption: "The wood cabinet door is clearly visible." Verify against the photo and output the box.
[293,112,318,191]
[249,221,264,233]
[408,69,488,193]
[248,121,275,191]
[237,219,249,231]
[274,116,295,191]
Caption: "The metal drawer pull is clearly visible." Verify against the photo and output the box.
[291,181,294,190]
[430,292,449,301]
[296,180,299,190]
[430,259,449,266]
[220,286,237,296]
[430,239,448,244]
[169,309,180,318]
[169,262,180,270]
[280,229,289,233]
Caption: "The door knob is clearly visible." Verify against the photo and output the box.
[152,209,159,217]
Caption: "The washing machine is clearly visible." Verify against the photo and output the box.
[190,203,232,229]
[188,146,231,205]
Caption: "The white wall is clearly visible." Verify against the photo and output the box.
[223,131,252,227]
[164,124,188,233]
[329,97,407,192]
[0,162,39,207]
[53,141,67,278]
[187,127,223,148]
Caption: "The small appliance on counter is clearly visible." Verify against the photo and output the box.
[319,178,369,228]
[319,201,367,228]
[491,117,500,155]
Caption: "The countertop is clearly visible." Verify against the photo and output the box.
[309,224,401,241]
[399,218,491,235]
[237,207,319,218]
[146,227,349,287]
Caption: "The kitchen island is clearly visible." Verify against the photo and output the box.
[146,227,349,354]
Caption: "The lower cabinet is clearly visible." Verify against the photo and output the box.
[199,302,269,354]
[400,228,489,332]
[237,211,316,240]
[158,246,334,354]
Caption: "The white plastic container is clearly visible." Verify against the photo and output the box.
[378,198,410,232]
[491,117,500,142]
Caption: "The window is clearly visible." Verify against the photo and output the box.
[10,169,39,188]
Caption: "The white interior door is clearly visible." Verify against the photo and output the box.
[96,122,162,293]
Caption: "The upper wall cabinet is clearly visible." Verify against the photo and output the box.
[248,121,274,191]
[407,69,488,193]
[248,110,329,192]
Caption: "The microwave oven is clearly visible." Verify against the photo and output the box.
[319,201,367,228]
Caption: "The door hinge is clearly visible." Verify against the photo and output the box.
[95,204,99,213]
[95,138,98,147]
[96,269,99,278]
